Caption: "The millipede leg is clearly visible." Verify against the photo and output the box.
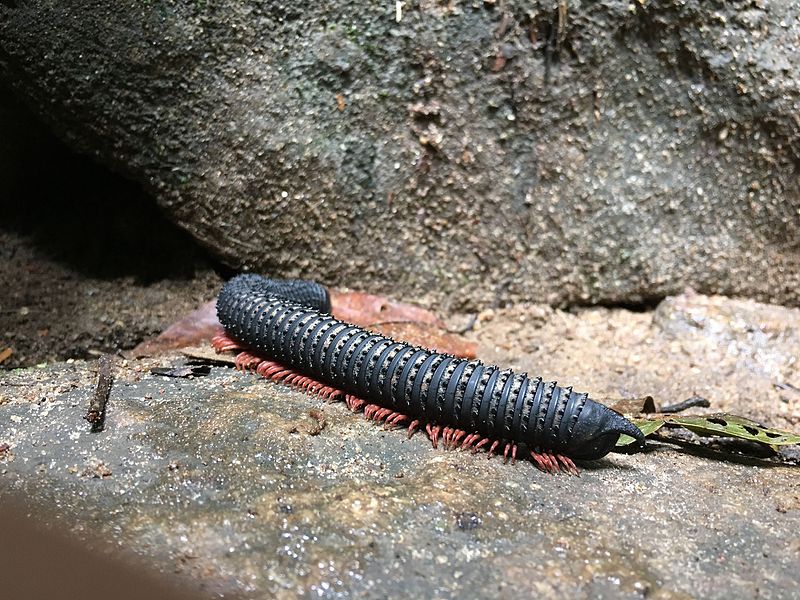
[473,438,490,453]
[460,434,474,450]
[460,433,480,450]
[256,360,281,376]
[350,396,369,413]
[503,442,517,464]
[319,386,344,402]
[555,453,580,476]
[212,332,244,353]
[425,424,441,449]
[442,427,453,448]
[234,351,262,371]
[488,440,500,458]
[296,376,313,391]
[374,408,392,422]
[273,368,295,381]
[543,452,560,474]
[530,450,550,472]
[232,350,351,410]
[386,412,408,427]
[284,373,304,386]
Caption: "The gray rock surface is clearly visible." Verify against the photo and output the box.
[1,1,799,308]
[2,292,798,598]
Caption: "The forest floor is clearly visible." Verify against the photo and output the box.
[2,221,799,598]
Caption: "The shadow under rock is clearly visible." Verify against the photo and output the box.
[0,84,222,283]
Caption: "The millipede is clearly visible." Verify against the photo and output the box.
[212,274,644,475]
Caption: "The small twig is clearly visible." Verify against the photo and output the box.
[660,395,711,414]
[774,382,800,393]
[366,319,421,327]
[85,354,114,432]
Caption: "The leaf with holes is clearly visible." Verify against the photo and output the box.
[616,419,665,446]
[666,414,800,446]
[615,413,800,448]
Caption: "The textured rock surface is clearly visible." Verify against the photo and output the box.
[2,292,799,598]
[1,1,799,309]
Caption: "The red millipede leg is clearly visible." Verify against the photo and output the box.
[295,376,313,391]
[451,429,467,449]
[386,412,408,427]
[234,351,261,371]
[460,433,480,450]
[258,364,285,379]
[319,386,343,402]
[425,424,441,449]
[212,332,245,353]
[363,403,380,420]
[543,452,559,474]
[374,408,392,423]
[555,453,580,476]
[503,442,515,463]
[344,394,368,412]
[442,427,453,449]
[530,450,549,472]
[407,420,420,438]
[488,440,500,458]
[255,360,281,377]
[224,345,352,409]
[473,437,490,453]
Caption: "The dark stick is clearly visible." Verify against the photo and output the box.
[85,354,114,432]
[660,395,711,414]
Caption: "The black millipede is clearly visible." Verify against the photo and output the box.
[213,274,645,474]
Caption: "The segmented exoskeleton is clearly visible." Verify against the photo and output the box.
[214,274,644,474]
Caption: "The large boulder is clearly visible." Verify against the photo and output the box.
[1,1,799,308]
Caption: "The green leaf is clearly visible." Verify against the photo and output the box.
[665,414,800,446]
[614,413,800,448]
[616,418,665,446]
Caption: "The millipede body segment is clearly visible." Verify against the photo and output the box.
[214,274,644,474]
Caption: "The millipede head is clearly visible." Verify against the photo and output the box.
[563,399,645,460]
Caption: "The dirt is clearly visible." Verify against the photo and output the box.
[0,114,224,369]
[0,227,220,369]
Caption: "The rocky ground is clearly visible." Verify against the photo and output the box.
[2,268,798,597]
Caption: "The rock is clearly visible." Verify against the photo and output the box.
[1,293,799,597]
[654,289,800,382]
[1,2,799,309]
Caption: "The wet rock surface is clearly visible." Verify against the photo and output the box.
[2,1,799,308]
[2,292,798,598]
